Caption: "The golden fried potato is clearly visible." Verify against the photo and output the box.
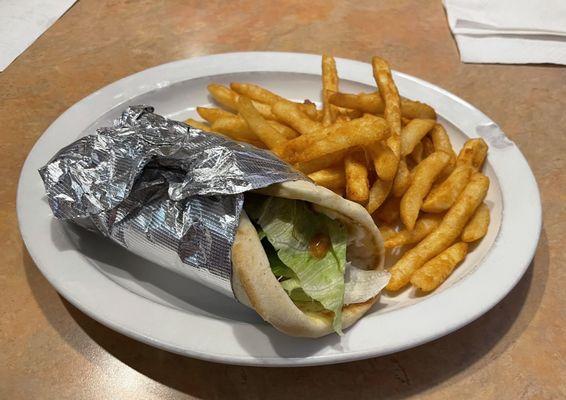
[272,100,322,135]
[301,100,323,121]
[237,96,288,150]
[282,115,389,163]
[384,213,441,248]
[430,124,456,174]
[230,82,284,105]
[211,116,254,139]
[369,141,399,181]
[401,119,436,156]
[457,138,488,171]
[400,152,451,230]
[410,141,423,164]
[422,163,473,213]
[293,150,346,174]
[344,149,370,203]
[208,84,275,120]
[196,107,236,123]
[185,118,215,132]
[378,224,397,241]
[328,91,436,119]
[267,120,299,140]
[308,166,345,190]
[373,57,402,169]
[422,137,487,213]
[367,178,393,214]
[374,196,400,224]
[322,54,339,126]
[392,157,412,197]
[461,203,490,242]
[387,173,489,290]
[411,242,469,292]
[422,136,435,158]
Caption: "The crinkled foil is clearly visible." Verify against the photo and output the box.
[39,105,305,298]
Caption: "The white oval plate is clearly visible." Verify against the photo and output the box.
[17,52,541,366]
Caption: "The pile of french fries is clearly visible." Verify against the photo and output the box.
[187,55,491,293]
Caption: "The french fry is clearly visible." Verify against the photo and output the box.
[430,124,456,174]
[211,116,254,139]
[410,142,423,164]
[301,100,323,121]
[367,179,393,214]
[230,82,284,105]
[208,84,275,120]
[411,242,469,292]
[422,137,487,213]
[282,115,389,163]
[267,120,300,140]
[294,150,346,174]
[401,119,436,156]
[422,162,473,213]
[457,138,488,171]
[308,167,345,190]
[372,57,402,179]
[374,196,400,224]
[196,107,236,123]
[387,173,489,290]
[272,100,322,135]
[185,118,215,132]
[378,224,397,241]
[230,82,319,120]
[392,158,412,197]
[384,213,441,248]
[237,96,288,150]
[369,141,399,181]
[401,152,451,230]
[322,54,339,126]
[329,91,436,119]
[422,136,435,158]
[461,203,490,242]
[344,149,369,203]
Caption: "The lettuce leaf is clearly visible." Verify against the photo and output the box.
[246,196,348,333]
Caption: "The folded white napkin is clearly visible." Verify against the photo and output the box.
[444,0,566,65]
[0,0,77,72]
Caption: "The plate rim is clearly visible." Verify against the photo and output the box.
[17,51,542,366]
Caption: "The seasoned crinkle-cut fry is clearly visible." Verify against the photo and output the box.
[411,242,469,292]
[322,54,339,126]
[374,196,400,224]
[293,150,346,174]
[401,119,436,156]
[367,178,393,214]
[461,203,490,242]
[207,84,276,120]
[387,173,489,291]
[392,157,412,197]
[401,152,451,230]
[281,115,389,163]
[422,162,473,213]
[237,96,288,150]
[344,149,369,203]
[272,100,322,135]
[196,107,236,123]
[308,166,345,190]
[384,213,441,248]
[328,91,436,119]
[457,138,488,171]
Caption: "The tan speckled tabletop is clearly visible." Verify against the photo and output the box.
[1,1,564,399]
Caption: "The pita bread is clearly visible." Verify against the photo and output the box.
[231,180,385,338]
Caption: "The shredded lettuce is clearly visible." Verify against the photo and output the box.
[245,195,348,333]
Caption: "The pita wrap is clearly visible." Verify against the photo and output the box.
[231,180,388,338]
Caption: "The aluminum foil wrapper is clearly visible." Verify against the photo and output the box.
[39,105,305,298]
